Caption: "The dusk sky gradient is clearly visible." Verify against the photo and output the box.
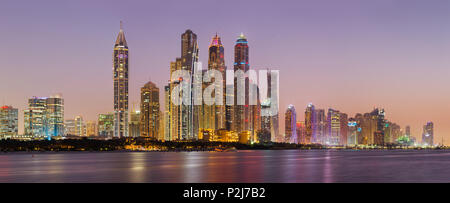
[1,0,450,143]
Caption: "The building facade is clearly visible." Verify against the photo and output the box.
[46,94,64,138]
[304,103,315,144]
[113,22,129,138]
[74,115,85,137]
[86,121,98,137]
[207,34,226,130]
[422,122,433,146]
[129,110,140,138]
[284,105,297,143]
[24,95,64,140]
[0,106,18,139]
[98,113,114,138]
[326,108,341,145]
[233,33,250,134]
[140,81,160,138]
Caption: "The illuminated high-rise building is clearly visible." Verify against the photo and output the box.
[167,60,182,140]
[354,113,365,144]
[64,119,76,136]
[233,33,250,134]
[314,108,326,144]
[284,105,297,143]
[371,108,385,146]
[304,103,315,144]
[296,121,306,144]
[263,70,279,142]
[129,109,140,138]
[164,85,172,140]
[360,112,376,145]
[182,29,199,140]
[356,108,386,145]
[207,33,226,130]
[20,93,67,140]
[86,121,97,137]
[405,125,411,138]
[347,118,358,146]
[46,94,64,139]
[24,97,47,138]
[340,113,348,146]
[326,108,341,145]
[166,30,199,141]
[225,84,234,131]
[140,81,160,138]
[384,122,401,144]
[422,122,433,146]
[0,106,18,139]
[98,113,114,138]
[113,22,129,138]
[74,115,85,137]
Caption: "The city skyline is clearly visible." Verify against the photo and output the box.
[1,0,450,144]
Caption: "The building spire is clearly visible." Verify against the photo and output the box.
[239,32,246,40]
[115,21,127,47]
[210,33,222,47]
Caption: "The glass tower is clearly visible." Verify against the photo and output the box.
[113,22,129,138]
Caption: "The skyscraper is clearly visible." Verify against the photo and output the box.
[140,81,160,138]
[46,94,64,138]
[64,119,76,136]
[422,122,433,146]
[24,97,47,138]
[371,108,385,146]
[340,112,348,146]
[233,33,250,134]
[405,125,411,138]
[74,115,85,137]
[304,103,315,144]
[296,121,306,144]
[164,85,173,141]
[86,121,98,137]
[113,22,129,138]
[207,33,226,130]
[326,108,341,145]
[314,108,326,144]
[98,113,114,138]
[129,109,140,138]
[225,83,234,131]
[166,30,199,141]
[347,118,358,146]
[284,105,297,143]
[0,106,18,139]
[262,70,279,142]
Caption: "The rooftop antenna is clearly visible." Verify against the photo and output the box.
[120,21,123,30]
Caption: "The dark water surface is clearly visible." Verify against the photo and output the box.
[0,150,449,182]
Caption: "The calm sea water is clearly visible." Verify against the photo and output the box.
[0,150,449,183]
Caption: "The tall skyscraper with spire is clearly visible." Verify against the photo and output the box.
[208,33,226,130]
[113,22,129,138]
[233,33,250,133]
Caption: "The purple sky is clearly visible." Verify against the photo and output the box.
[1,0,450,144]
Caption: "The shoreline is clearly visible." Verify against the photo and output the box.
[0,148,449,154]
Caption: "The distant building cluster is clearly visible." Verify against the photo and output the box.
[162,30,278,144]
[284,103,433,146]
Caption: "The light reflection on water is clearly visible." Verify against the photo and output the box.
[0,150,449,182]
